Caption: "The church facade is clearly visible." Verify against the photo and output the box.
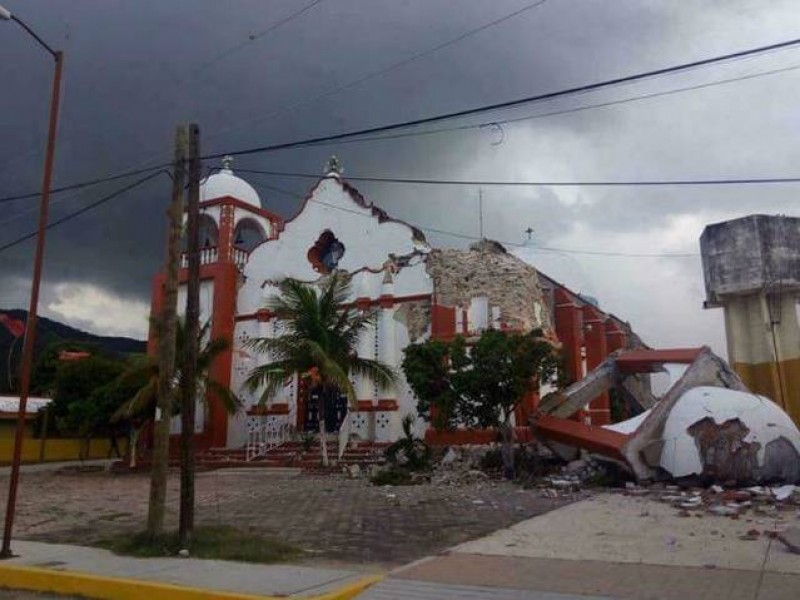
[148,158,642,451]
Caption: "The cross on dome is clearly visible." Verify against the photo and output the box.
[324,155,343,178]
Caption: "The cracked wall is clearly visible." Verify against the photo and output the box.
[425,240,553,334]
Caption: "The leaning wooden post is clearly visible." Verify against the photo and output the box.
[146,125,187,537]
[179,123,201,548]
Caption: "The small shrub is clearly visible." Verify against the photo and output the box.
[371,467,417,486]
[385,414,431,472]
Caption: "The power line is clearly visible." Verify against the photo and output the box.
[248,178,697,258]
[206,0,550,143]
[0,170,168,254]
[191,0,327,75]
[237,167,800,188]
[277,62,800,148]
[205,36,800,159]
[0,164,170,204]
[8,42,800,207]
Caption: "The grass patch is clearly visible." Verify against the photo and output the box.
[96,525,301,564]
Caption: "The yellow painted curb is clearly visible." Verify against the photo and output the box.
[313,574,384,600]
[0,563,384,600]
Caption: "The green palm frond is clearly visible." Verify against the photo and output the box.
[246,275,396,414]
[205,379,243,414]
[349,357,398,390]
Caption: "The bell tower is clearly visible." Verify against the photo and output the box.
[148,157,283,449]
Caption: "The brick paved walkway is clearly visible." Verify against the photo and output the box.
[2,468,568,566]
[387,554,800,600]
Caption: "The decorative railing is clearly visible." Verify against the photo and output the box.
[246,420,292,461]
[179,246,250,269]
[232,247,249,268]
[181,246,219,268]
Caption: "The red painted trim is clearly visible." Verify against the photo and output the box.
[531,414,628,461]
[256,309,274,322]
[200,195,284,226]
[376,399,398,411]
[234,293,433,323]
[378,294,394,309]
[357,400,375,412]
[616,348,703,373]
[424,427,533,446]
[247,403,289,416]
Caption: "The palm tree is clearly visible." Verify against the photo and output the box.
[245,274,397,466]
[111,319,240,467]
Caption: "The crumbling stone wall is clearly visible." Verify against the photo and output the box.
[396,299,431,343]
[425,239,553,334]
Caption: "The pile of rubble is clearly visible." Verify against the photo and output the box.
[620,481,800,516]
[618,481,800,553]
[429,445,496,486]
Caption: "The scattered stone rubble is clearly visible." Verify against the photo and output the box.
[615,481,800,550]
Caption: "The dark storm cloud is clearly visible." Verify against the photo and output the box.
[1,0,799,343]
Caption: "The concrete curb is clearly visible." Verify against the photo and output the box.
[0,563,383,600]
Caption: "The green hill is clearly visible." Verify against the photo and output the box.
[0,309,146,395]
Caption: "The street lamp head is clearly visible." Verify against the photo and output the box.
[0,5,12,21]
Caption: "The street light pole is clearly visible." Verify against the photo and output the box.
[0,5,64,559]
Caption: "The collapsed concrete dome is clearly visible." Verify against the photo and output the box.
[532,347,800,484]
[658,387,800,482]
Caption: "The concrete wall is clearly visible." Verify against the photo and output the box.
[701,214,800,304]
[700,215,800,425]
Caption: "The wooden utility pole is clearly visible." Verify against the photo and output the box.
[179,123,201,548]
[146,125,187,537]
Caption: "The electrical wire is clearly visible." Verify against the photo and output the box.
[205,36,800,159]
[206,0,550,143]
[0,164,170,204]
[271,62,800,148]
[7,39,800,205]
[249,178,698,258]
[237,167,800,188]
[191,0,327,75]
[0,169,168,254]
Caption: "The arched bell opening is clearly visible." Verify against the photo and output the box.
[233,218,267,253]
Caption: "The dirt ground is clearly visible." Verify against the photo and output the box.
[1,467,569,567]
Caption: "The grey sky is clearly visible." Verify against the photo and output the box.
[1,0,799,352]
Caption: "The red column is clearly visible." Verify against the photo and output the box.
[217,202,235,263]
[430,304,456,342]
[205,262,239,448]
[554,288,583,385]
[605,320,627,354]
[583,305,610,425]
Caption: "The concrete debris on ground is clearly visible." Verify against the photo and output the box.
[778,526,800,554]
[612,482,800,540]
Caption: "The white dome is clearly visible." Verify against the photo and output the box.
[659,386,800,481]
[200,167,261,208]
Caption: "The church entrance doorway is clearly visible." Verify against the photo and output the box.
[303,386,348,433]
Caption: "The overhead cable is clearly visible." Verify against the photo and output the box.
[0,164,170,204]
[205,36,800,159]
[237,167,800,188]
[206,0,550,142]
[0,170,168,254]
